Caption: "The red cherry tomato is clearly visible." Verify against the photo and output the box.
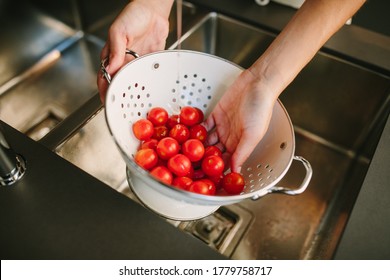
[156,137,179,160]
[194,107,204,123]
[152,125,169,140]
[147,107,168,126]
[182,139,205,162]
[189,180,216,195]
[134,148,158,170]
[166,114,180,129]
[150,166,173,185]
[189,124,208,142]
[180,106,200,126]
[172,176,193,190]
[169,124,190,144]
[201,155,225,177]
[222,172,245,194]
[167,154,192,177]
[141,139,158,150]
[199,179,216,194]
[207,174,224,189]
[204,146,222,158]
[132,119,154,141]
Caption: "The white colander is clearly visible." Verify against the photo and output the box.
[103,50,312,220]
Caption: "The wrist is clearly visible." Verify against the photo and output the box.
[246,63,283,103]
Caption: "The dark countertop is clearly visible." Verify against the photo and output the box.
[334,114,390,260]
[0,121,224,259]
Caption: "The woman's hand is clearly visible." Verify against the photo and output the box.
[203,69,278,173]
[97,0,174,102]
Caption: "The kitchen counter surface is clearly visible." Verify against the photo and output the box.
[334,114,390,259]
[0,121,224,259]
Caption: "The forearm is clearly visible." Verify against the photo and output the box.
[250,0,366,99]
[130,0,174,18]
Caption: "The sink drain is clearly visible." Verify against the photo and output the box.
[178,204,253,257]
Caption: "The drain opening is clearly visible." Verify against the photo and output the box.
[178,204,253,257]
[25,111,63,141]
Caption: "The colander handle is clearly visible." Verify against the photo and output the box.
[266,156,312,196]
[100,49,139,83]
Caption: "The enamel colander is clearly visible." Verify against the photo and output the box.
[103,50,312,220]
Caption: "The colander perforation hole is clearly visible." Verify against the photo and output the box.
[118,82,150,120]
[171,73,214,109]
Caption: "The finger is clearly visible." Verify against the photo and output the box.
[202,114,216,132]
[214,142,225,153]
[205,130,219,146]
[107,31,127,75]
[230,137,259,173]
[100,43,109,60]
[97,73,109,105]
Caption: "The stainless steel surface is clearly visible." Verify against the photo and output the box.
[0,1,76,87]
[1,0,389,259]
[0,37,102,139]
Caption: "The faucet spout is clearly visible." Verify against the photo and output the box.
[0,123,26,186]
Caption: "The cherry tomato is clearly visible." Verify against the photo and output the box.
[166,114,180,129]
[169,124,190,144]
[204,146,222,158]
[182,139,205,162]
[189,180,216,195]
[194,107,204,123]
[134,148,158,170]
[222,172,245,194]
[199,178,216,194]
[156,137,180,160]
[167,154,192,177]
[132,119,154,141]
[180,106,200,126]
[150,166,173,185]
[172,176,193,190]
[152,125,169,140]
[189,124,208,142]
[201,155,225,177]
[147,107,168,126]
[141,139,158,150]
[207,174,224,189]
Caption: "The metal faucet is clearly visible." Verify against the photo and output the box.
[0,123,26,186]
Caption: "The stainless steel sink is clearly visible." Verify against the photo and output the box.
[1,0,389,260]
[175,12,389,259]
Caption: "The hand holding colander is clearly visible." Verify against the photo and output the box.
[103,50,312,220]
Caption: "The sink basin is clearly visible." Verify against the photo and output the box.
[175,12,389,259]
[52,9,390,260]
[0,1,206,141]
